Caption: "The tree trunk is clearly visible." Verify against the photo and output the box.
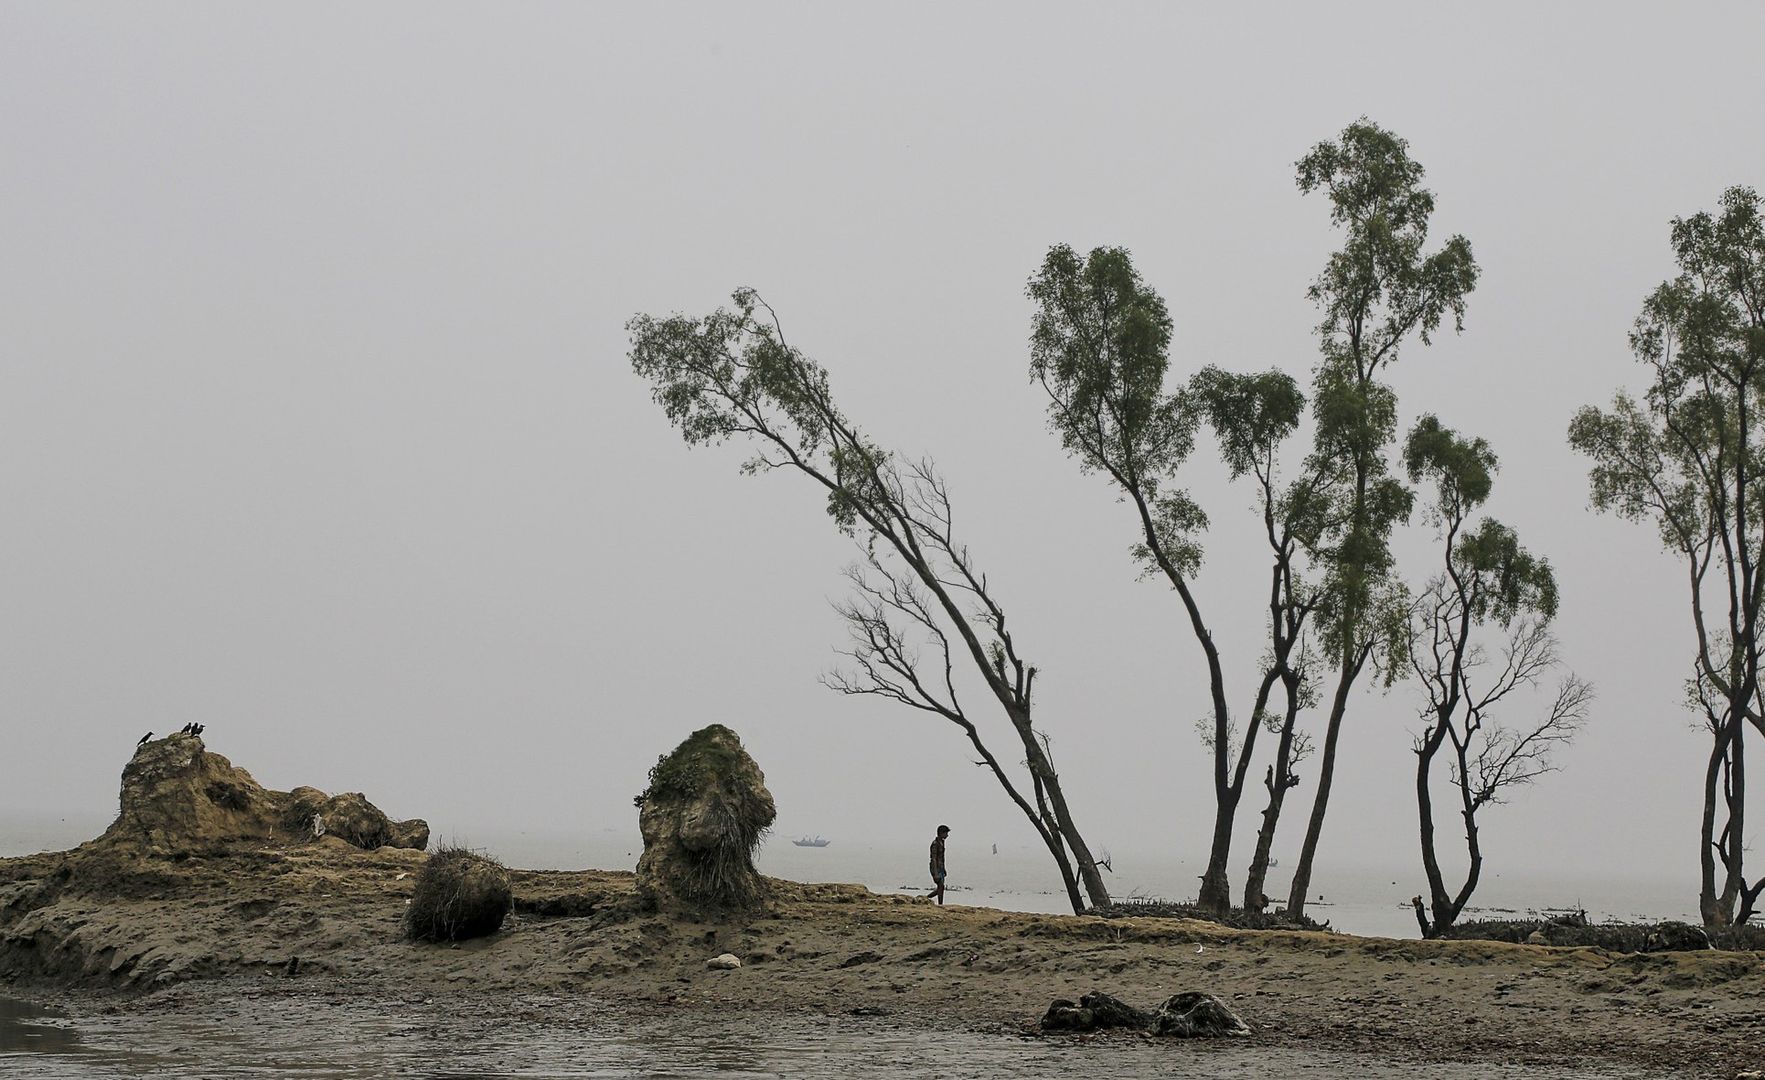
[1038,826,1085,915]
[1025,768,1085,916]
[1243,785,1288,913]
[1201,666,1282,914]
[1428,732,1485,939]
[1286,653,1361,920]
[1019,724,1109,909]
[1044,776,1110,909]
[1244,685,1302,912]
[1721,712,1746,919]
[1415,723,1451,938]
[1701,726,1734,928]
[1442,806,1484,937]
[1738,877,1765,925]
[1197,794,1239,914]
[956,718,1086,915]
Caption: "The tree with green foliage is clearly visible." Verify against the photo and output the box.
[1568,186,1765,927]
[629,290,1111,912]
[1404,416,1591,938]
[1026,245,1320,915]
[1283,120,1478,921]
[1189,367,1326,914]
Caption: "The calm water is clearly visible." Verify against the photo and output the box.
[0,993,1677,1080]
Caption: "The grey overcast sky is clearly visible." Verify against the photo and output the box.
[3,3,1763,891]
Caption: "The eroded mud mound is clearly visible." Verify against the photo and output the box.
[100,733,427,853]
[634,724,774,915]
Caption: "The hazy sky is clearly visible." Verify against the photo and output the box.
[4,4,1764,899]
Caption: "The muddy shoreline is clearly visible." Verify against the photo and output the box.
[1,840,1761,1077]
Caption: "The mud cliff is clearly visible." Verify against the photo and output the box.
[101,733,427,853]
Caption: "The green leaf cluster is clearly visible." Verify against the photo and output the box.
[1407,415,1555,625]
[1298,121,1479,369]
[1028,244,1203,575]
[1568,187,1765,558]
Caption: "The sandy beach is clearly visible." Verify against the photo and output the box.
[2,838,1761,1078]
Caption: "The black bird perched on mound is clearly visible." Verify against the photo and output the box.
[192,723,205,736]
[179,723,192,735]
[137,732,152,746]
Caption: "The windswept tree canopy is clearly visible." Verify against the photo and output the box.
[1027,244,1203,578]
[1297,121,1480,373]
[1186,367,1306,482]
[1405,417,1557,626]
[628,288,890,535]
[1569,187,1765,560]
[1027,244,1185,478]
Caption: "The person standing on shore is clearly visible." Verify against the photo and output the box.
[928,825,950,905]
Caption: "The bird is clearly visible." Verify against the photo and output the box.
[137,732,153,746]
[193,723,205,736]
[179,723,192,735]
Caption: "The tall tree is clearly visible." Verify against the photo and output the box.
[1187,366,1320,914]
[1404,416,1591,938]
[1568,186,1765,927]
[1026,246,1317,914]
[1285,120,1478,920]
[630,289,1111,911]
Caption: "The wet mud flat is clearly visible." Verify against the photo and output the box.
[0,984,1689,1080]
[2,842,1762,1078]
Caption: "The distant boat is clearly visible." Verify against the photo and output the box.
[792,836,830,848]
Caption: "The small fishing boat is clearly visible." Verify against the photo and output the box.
[792,836,830,848]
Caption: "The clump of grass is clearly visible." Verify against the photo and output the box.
[404,845,512,942]
[678,791,772,910]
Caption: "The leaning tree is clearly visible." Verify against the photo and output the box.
[1404,416,1591,938]
[629,289,1111,911]
[1568,186,1765,927]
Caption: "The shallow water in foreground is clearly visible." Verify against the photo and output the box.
[0,993,1673,1080]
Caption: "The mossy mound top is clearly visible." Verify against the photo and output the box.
[641,724,752,802]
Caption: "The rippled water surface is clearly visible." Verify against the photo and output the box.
[0,993,1674,1079]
